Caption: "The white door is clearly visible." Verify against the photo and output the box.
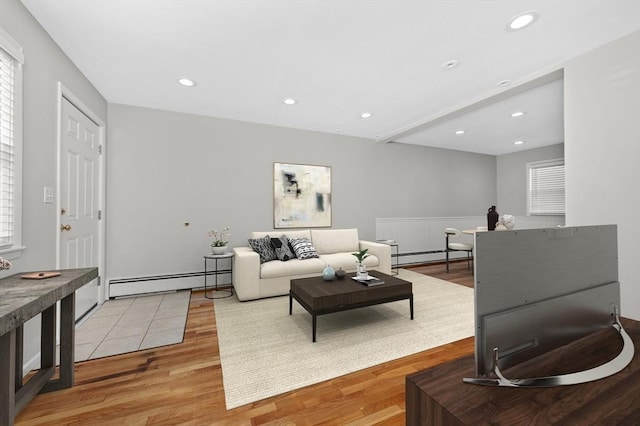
[59,97,101,320]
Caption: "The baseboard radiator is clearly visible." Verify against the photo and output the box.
[376,216,565,266]
[108,270,231,298]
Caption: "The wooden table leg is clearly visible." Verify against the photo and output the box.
[13,307,57,415]
[15,326,23,391]
[312,314,317,342]
[0,329,17,426]
[42,292,75,392]
[59,292,76,388]
[410,294,414,320]
[40,304,56,370]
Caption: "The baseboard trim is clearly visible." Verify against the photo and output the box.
[23,352,41,376]
[108,273,228,298]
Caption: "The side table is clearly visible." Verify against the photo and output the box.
[377,239,399,275]
[204,252,234,299]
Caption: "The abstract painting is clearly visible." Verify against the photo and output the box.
[274,162,331,228]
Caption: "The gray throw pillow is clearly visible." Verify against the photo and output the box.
[271,235,296,261]
[248,235,277,264]
[289,237,319,260]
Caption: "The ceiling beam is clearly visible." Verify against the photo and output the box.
[379,67,565,145]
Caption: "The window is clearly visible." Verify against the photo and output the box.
[527,158,565,215]
[0,27,24,256]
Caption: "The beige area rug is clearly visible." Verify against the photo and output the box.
[214,269,474,409]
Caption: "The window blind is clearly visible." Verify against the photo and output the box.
[0,46,15,246]
[528,159,565,215]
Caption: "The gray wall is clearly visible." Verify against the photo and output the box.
[106,104,496,281]
[564,30,640,320]
[497,144,564,216]
[0,0,107,367]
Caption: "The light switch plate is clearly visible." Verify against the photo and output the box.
[43,186,54,203]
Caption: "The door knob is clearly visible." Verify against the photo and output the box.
[60,224,72,231]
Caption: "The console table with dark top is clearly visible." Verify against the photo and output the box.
[406,318,640,425]
[289,271,413,342]
[0,267,98,426]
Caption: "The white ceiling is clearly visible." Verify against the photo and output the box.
[20,0,640,155]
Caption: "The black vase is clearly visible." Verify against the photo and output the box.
[487,206,499,231]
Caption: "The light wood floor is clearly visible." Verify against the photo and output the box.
[16,263,474,425]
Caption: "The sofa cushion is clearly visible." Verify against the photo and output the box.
[260,258,325,279]
[271,235,296,261]
[248,235,277,264]
[310,228,360,255]
[289,237,319,260]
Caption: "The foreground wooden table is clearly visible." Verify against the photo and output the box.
[0,268,98,426]
[406,318,640,425]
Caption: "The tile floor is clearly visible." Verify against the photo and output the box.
[70,290,191,361]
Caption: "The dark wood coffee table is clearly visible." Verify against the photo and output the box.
[289,271,413,342]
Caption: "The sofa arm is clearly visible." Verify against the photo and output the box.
[359,240,392,274]
[233,247,261,301]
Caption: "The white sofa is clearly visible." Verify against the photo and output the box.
[233,228,391,301]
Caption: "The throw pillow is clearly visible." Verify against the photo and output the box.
[289,237,319,260]
[248,235,277,264]
[271,235,296,261]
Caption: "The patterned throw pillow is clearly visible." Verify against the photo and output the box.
[248,235,278,264]
[289,237,319,260]
[271,235,296,261]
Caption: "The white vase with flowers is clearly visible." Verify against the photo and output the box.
[208,227,230,255]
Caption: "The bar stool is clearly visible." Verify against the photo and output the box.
[445,228,473,272]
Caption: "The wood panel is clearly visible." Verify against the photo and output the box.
[15,271,474,425]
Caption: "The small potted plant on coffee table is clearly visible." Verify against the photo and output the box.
[352,249,370,279]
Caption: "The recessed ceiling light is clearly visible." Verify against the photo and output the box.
[360,112,372,119]
[511,111,526,118]
[441,60,459,70]
[455,130,465,135]
[283,98,297,105]
[497,79,511,87]
[514,140,525,145]
[506,11,540,31]
[178,78,196,87]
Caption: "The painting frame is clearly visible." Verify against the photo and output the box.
[273,162,332,229]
